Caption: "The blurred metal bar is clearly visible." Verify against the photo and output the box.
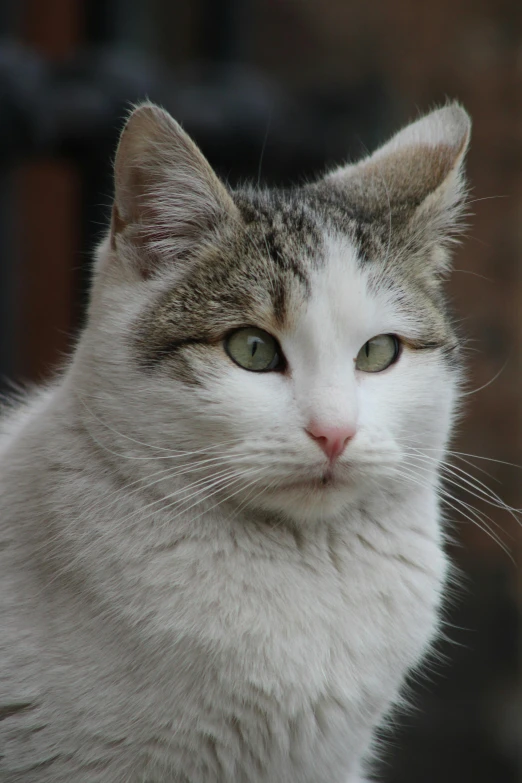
[0,2,19,386]
[15,162,80,381]
[15,0,82,381]
[0,173,15,387]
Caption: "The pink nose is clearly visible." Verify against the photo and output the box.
[306,422,356,462]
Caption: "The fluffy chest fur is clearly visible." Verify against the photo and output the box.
[1,435,445,782]
[132,502,445,783]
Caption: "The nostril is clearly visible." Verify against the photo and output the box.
[308,432,329,454]
[305,422,356,461]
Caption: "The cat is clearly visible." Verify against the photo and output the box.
[0,101,470,782]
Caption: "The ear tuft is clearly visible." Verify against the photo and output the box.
[111,103,238,276]
[370,104,470,161]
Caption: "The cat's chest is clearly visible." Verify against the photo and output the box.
[145,520,445,707]
[133,523,445,781]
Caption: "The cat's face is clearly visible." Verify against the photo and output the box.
[77,103,469,523]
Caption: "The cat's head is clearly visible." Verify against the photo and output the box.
[76,102,470,523]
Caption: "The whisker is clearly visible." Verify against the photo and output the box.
[396,463,513,561]
[102,457,243,516]
[402,459,513,540]
[403,449,520,523]
[194,470,270,523]
[232,476,276,518]
[76,390,243,458]
[460,359,510,397]
[79,421,242,464]
[404,443,522,473]
[155,467,268,529]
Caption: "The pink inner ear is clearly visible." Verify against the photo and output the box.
[110,200,171,281]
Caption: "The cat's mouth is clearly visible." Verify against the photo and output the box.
[320,470,334,487]
[275,469,347,493]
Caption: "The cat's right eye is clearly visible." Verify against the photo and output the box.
[224,327,284,372]
[355,334,400,373]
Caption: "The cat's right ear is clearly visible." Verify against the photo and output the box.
[320,104,471,282]
[111,103,239,277]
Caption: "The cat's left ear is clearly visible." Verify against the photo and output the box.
[324,104,471,278]
[110,102,239,277]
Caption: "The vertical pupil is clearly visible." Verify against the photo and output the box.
[365,342,370,358]
[251,339,259,357]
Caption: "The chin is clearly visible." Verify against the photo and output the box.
[255,479,355,524]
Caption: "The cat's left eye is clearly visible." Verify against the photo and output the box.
[225,327,284,372]
[355,334,400,373]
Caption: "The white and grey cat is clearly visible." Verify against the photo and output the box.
[0,102,470,782]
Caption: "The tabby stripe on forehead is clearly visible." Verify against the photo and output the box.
[351,220,374,265]
[271,278,287,324]
[262,228,311,293]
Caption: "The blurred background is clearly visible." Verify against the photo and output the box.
[0,1,520,780]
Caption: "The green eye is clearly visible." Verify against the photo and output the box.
[225,327,283,372]
[355,334,400,373]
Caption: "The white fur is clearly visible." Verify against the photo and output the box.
[0,232,454,782]
[0,104,469,782]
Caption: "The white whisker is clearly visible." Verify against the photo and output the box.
[396,463,513,561]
